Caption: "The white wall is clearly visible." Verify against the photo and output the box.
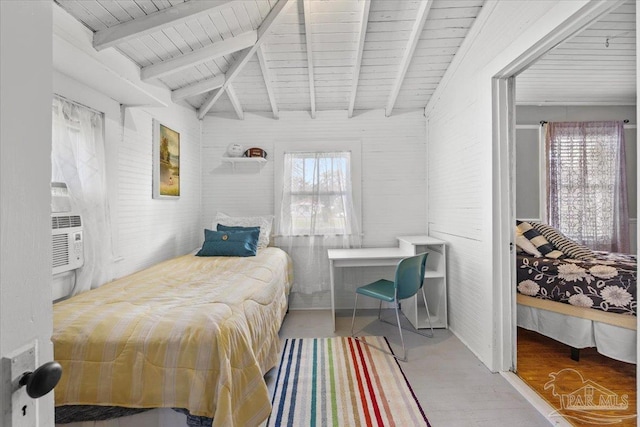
[425,0,591,370]
[53,72,202,284]
[201,110,427,309]
[50,1,201,287]
[1,1,55,424]
[115,106,202,277]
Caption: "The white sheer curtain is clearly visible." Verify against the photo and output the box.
[546,121,629,253]
[276,151,361,294]
[52,96,113,294]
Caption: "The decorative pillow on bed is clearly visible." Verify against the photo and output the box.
[196,228,259,257]
[515,225,542,257]
[529,222,595,260]
[515,235,543,257]
[516,221,564,259]
[214,212,273,249]
[217,224,261,236]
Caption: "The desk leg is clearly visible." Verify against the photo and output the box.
[329,259,336,332]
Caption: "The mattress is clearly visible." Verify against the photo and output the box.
[53,247,293,427]
[516,251,636,363]
[516,251,637,316]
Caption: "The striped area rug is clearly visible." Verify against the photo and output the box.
[267,336,430,427]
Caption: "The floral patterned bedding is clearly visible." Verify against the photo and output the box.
[516,251,637,316]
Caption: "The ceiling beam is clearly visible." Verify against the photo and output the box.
[385,0,434,117]
[198,88,226,118]
[93,0,234,51]
[141,30,257,81]
[348,0,371,118]
[303,0,316,118]
[198,0,294,119]
[224,0,293,84]
[172,74,225,101]
[226,84,244,120]
[256,45,279,119]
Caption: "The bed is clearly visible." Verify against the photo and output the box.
[516,251,637,364]
[53,246,293,427]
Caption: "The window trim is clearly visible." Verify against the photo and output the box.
[546,125,623,246]
[274,140,362,237]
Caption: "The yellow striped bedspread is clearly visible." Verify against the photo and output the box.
[53,247,293,427]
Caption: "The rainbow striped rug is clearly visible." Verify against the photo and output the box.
[267,336,430,426]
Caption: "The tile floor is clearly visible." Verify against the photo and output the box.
[265,309,552,427]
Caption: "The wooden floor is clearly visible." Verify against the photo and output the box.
[517,328,637,426]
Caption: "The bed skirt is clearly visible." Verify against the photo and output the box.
[517,298,636,364]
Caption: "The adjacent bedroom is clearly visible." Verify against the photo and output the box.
[514,2,637,424]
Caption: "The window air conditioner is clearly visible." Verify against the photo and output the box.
[52,213,84,275]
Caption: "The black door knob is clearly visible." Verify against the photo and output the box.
[18,361,63,398]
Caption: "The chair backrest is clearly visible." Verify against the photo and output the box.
[394,252,428,301]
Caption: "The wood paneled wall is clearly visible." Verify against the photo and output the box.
[116,107,202,277]
[201,109,427,309]
[425,1,591,370]
[53,72,202,284]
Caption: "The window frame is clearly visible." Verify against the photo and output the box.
[548,130,621,245]
[274,140,362,237]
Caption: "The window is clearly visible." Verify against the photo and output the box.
[52,96,113,294]
[274,141,362,294]
[282,151,355,236]
[546,121,629,252]
[275,140,362,239]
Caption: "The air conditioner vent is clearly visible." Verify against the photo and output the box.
[51,213,84,276]
[52,215,81,229]
[52,234,69,268]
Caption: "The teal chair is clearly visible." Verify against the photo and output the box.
[350,252,434,361]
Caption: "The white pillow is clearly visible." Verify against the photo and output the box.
[214,212,274,249]
[516,235,542,257]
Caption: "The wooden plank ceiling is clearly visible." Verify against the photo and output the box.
[517,0,636,106]
[54,0,636,119]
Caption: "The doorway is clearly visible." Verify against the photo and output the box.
[493,0,638,424]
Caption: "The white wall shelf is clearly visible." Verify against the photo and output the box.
[221,157,267,164]
[397,235,448,329]
[221,156,266,171]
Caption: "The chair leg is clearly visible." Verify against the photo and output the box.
[351,297,421,362]
[379,302,433,339]
[350,294,359,336]
[421,287,434,338]
[394,302,407,362]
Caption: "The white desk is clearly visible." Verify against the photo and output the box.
[328,235,447,331]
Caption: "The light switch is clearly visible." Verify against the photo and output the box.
[1,342,37,427]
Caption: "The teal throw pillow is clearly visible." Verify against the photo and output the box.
[196,228,259,257]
